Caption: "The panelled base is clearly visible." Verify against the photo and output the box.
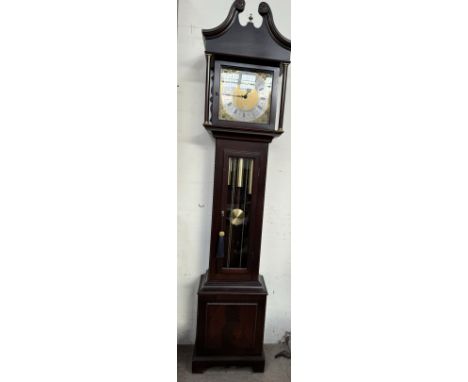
[191,272,268,373]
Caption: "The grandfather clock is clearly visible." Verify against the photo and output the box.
[192,0,290,373]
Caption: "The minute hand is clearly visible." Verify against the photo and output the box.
[222,94,246,98]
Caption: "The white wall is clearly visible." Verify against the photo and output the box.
[177,0,291,344]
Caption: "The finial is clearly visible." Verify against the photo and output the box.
[258,2,270,15]
[235,0,245,11]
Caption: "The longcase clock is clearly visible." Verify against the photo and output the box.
[192,0,290,373]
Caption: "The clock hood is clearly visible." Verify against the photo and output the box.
[202,1,291,64]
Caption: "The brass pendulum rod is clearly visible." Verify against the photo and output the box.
[226,158,237,267]
[231,158,244,227]
[235,158,244,268]
[239,159,250,267]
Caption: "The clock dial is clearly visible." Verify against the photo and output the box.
[219,67,273,124]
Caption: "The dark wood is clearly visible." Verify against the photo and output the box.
[192,273,267,373]
[207,138,269,282]
[205,125,283,142]
[202,1,290,63]
[192,352,265,373]
[258,2,291,51]
[202,0,245,38]
[192,1,291,373]
[201,1,290,135]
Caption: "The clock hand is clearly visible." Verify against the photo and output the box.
[243,88,252,99]
[222,93,246,98]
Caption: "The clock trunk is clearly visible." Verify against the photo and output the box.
[207,137,269,282]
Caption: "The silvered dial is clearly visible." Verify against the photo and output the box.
[219,67,272,124]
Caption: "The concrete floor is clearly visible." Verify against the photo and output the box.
[177,344,291,382]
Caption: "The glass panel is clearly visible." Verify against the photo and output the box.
[222,156,254,268]
[219,66,273,124]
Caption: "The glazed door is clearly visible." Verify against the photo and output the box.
[208,138,269,282]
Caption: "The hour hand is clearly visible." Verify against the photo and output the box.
[222,93,244,98]
[243,88,252,98]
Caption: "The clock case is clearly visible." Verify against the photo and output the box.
[192,0,290,373]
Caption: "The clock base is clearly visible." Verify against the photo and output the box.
[192,351,265,373]
[192,272,268,373]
